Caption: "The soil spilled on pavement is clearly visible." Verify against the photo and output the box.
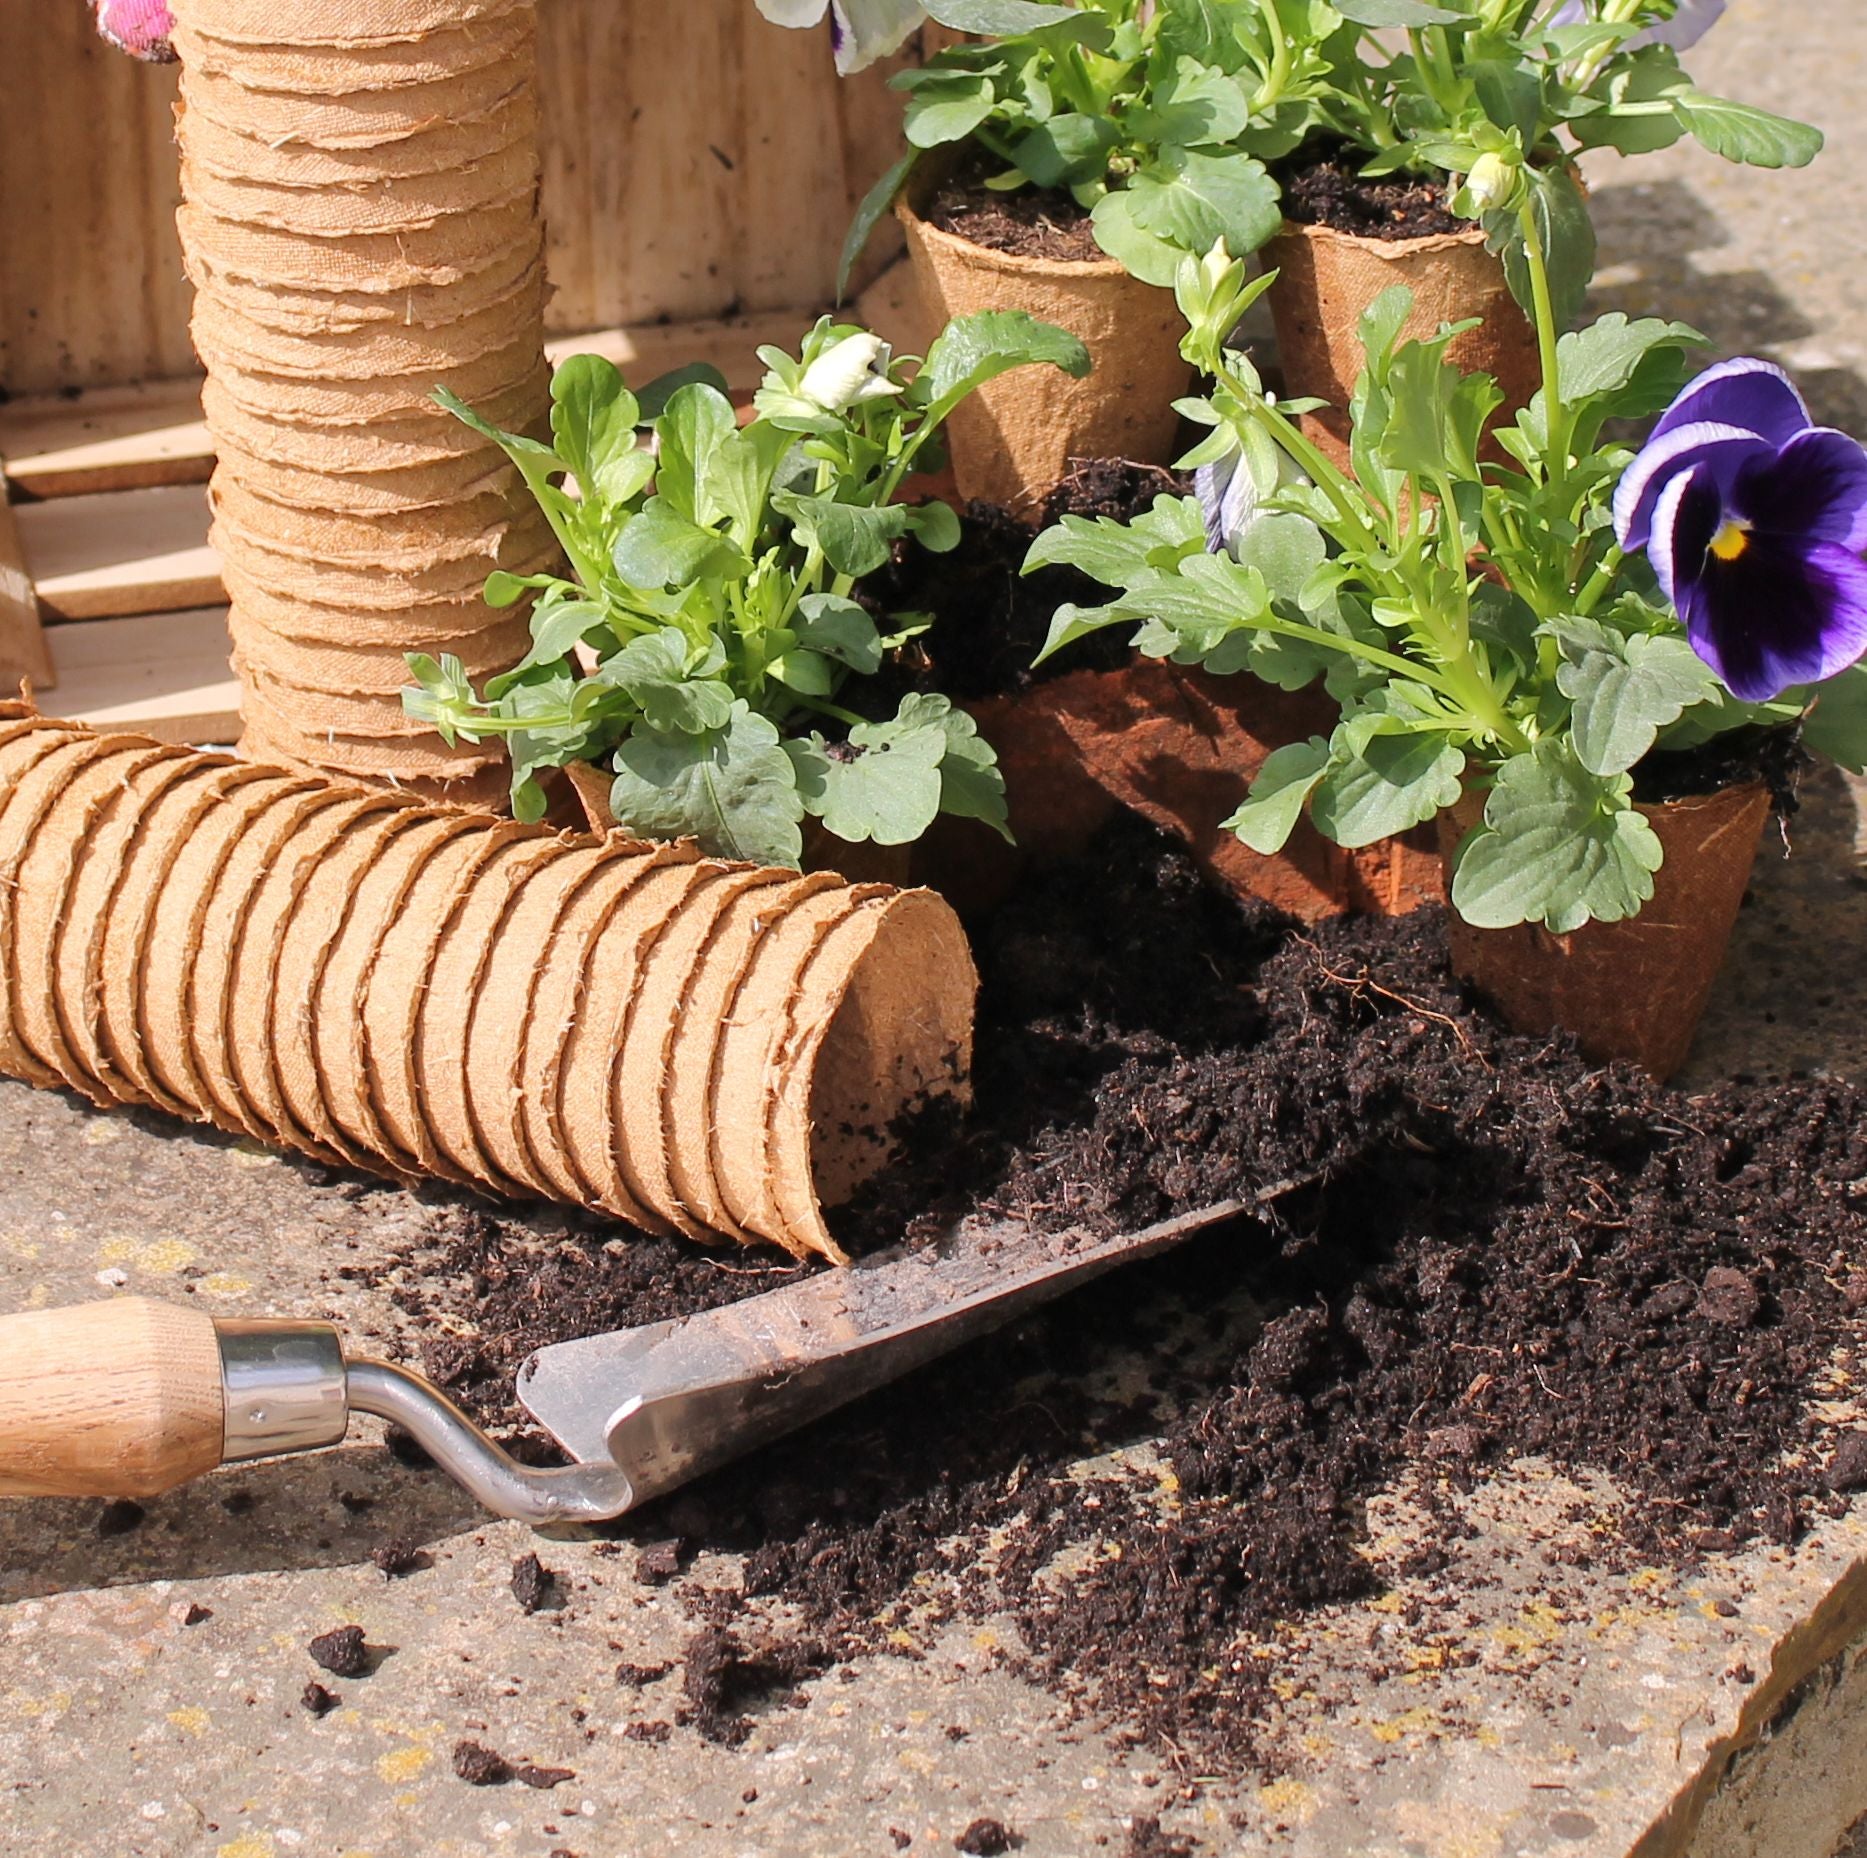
[397,816,1867,1764]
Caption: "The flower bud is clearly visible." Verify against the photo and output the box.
[797,332,901,413]
[1462,150,1526,216]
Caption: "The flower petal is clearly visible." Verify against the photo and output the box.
[1652,356,1809,451]
[828,0,926,73]
[1648,461,1722,614]
[1679,532,1867,702]
[754,0,830,26]
[1613,420,1768,554]
[1733,426,1867,553]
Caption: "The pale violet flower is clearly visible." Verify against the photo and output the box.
[798,332,903,412]
[1546,0,1726,52]
[753,0,927,74]
[1196,429,1308,559]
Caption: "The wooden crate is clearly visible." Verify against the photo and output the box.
[0,0,929,741]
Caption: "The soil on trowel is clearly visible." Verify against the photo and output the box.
[861,457,1190,700]
[399,817,1866,1765]
[927,154,1104,263]
[1275,139,1466,240]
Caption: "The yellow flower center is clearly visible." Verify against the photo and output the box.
[1709,519,1750,562]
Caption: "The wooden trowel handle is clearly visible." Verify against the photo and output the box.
[0,1298,229,1499]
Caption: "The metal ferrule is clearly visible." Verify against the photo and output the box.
[216,1320,350,1463]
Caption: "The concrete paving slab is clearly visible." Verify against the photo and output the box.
[3,2,1866,1852]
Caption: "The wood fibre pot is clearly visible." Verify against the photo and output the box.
[1262,219,1541,467]
[895,185,1191,515]
[925,662,1443,923]
[0,705,977,1259]
[1436,780,1772,1080]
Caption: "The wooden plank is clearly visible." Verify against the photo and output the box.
[545,308,813,396]
[0,379,213,501]
[15,484,221,623]
[44,607,240,745]
[0,469,57,694]
[0,3,194,397]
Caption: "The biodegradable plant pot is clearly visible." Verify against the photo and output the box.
[911,662,1442,922]
[895,186,1192,515]
[1436,781,1772,1080]
[1262,219,1541,466]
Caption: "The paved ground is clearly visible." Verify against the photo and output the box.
[3,3,1866,1853]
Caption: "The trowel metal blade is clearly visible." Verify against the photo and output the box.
[515,1198,1246,1511]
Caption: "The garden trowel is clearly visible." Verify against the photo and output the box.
[0,1199,1244,1527]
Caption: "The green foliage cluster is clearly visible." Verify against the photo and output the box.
[1027,242,1867,931]
[405,310,1088,866]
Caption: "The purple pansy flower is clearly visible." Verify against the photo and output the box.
[753,0,926,74]
[1546,0,1726,52]
[93,0,175,62]
[1613,359,1867,702]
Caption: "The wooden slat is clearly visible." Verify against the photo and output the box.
[45,607,240,744]
[15,484,221,622]
[0,467,56,694]
[3,0,924,395]
[0,379,213,501]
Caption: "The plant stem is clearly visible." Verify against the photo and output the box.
[1517,195,1567,489]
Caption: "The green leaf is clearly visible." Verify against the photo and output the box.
[1358,285,1415,377]
[549,354,642,503]
[1554,619,1723,776]
[1088,191,1182,288]
[492,597,608,688]
[608,703,805,867]
[1469,58,1541,146]
[1671,92,1823,169]
[1013,113,1120,188]
[903,75,998,150]
[1023,493,1206,585]
[1553,311,1704,401]
[906,499,962,553]
[838,148,919,303]
[1310,730,1465,848]
[1034,598,1139,665]
[786,720,947,846]
[917,309,1090,421]
[923,0,1087,31]
[1800,664,1867,774]
[633,361,731,423]
[601,627,737,733]
[772,493,913,578]
[1449,741,1664,933]
[1224,738,1330,854]
[611,502,746,589]
[1332,0,1459,22]
[652,382,739,525]
[1230,511,1332,614]
[1105,149,1283,285]
[899,692,1011,841]
[794,593,885,675]
[1128,58,1250,149]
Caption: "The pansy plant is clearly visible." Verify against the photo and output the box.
[1025,225,1867,933]
[831,0,1820,327]
[405,310,1089,866]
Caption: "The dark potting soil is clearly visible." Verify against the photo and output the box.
[1633,723,1807,812]
[926,155,1104,263]
[399,816,1866,1764]
[864,457,1189,701]
[1275,140,1465,241]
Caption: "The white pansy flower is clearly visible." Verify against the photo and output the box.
[753,0,927,74]
[1196,427,1308,560]
[798,332,903,412]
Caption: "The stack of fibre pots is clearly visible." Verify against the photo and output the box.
[0,708,976,1261]
[168,0,556,805]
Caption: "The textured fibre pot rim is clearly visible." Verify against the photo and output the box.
[895,189,1132,282]
[1267,216,1489,262]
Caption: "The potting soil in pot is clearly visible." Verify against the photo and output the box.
[394,811,1866,1767]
